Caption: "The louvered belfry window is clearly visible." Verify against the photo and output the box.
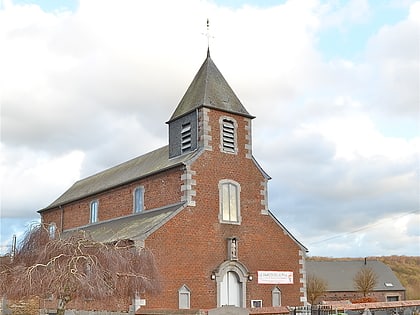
[181,122,192,153]
[222,119,235,153]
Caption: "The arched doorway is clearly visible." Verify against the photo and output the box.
[213,261,250,308]
[220,271,241,306]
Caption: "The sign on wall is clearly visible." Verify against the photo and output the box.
[257,271,293,284]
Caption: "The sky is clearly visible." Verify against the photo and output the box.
[0,0,419,258]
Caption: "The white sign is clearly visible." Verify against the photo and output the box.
[257,271,293,284]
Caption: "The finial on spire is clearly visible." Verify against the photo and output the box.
[203,18,213,57]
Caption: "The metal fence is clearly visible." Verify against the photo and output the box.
[289,305,336,315]
[289,305,420,315]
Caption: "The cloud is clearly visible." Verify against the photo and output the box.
[307,212,420,257]
[0,0,418,257]
[365,1,419,116]
[0,146,84,217]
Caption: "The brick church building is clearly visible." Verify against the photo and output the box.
[39,49,308,312]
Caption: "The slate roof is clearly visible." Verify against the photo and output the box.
[63,202,185,243]
[39,146,197,212]
[168,49,254,122]
[306,260,405,292]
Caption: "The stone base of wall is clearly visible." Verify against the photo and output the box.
[136,306,290,315]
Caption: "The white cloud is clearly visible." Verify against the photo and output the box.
[0,0,418,257]
[301,106,417,160]
[1,147,84,217]
[365,1,419,116]
[307,212,420,257]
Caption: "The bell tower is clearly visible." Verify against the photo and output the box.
[167,49,254,158]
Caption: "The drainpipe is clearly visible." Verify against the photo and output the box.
[59,205,64,232]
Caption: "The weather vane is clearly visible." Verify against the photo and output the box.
[203,18,214,50]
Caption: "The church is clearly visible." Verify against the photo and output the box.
[39,49,308,313]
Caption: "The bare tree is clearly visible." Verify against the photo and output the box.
[306,273,327,305]
[0,224,160,315]
[353,266,378,297]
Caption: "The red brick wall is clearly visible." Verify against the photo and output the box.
[142,108,304,310]
[41,167,184,231]
[39,107,305,312]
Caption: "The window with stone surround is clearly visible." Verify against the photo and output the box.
[134,186,144,213]
[219,179,241,224]
[178,284,191,309]
[89,200,98,223]
[272,287,281,306]
[48,222,57,239]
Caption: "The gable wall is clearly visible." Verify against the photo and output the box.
[142,108,305,310]
[41,167,184,231]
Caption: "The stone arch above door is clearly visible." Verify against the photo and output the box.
[213,260,250,308]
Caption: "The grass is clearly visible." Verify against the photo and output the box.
[377,256,420,300]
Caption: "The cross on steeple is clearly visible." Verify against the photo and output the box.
[203,18,214,54]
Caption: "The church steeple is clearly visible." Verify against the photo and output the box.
[167,51,254,159]
[168,51,254,122]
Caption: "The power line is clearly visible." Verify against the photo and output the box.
[309,209,419,245]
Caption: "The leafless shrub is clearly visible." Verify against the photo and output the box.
[353,266,378,297]
[307,273,327,304]
[0,224,160,315]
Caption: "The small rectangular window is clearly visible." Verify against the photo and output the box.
[90,200,98,223]
[272,287,281,306]
[48,223,57,239]
[134,187,144,213]
[178,285,190,309]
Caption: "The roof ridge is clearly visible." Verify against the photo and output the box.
[39,145,198,212]
[75,145,169,183]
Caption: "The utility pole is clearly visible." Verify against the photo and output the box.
[10,234,16,262]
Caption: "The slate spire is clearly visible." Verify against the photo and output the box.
[168,51,254,122]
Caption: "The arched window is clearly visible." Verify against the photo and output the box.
[272,287,281,306]
[134,186,144,213]
[219,180,241,224]
[48,222,56,239]
[178,285,191,309]
[90,200,98,223]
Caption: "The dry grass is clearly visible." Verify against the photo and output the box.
[377,256,420,300]
[308,256,420,300]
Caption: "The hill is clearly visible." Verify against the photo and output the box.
[308,256,420,300]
